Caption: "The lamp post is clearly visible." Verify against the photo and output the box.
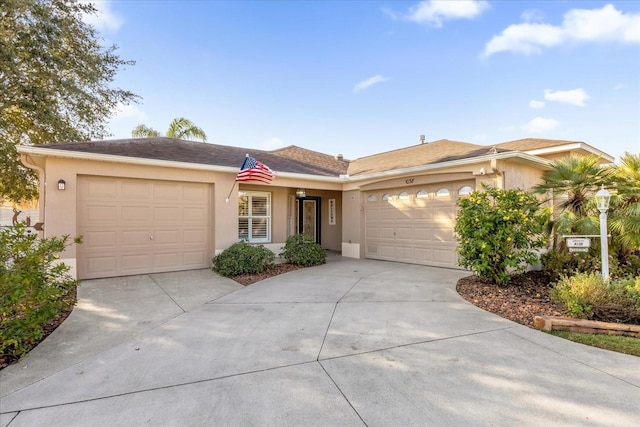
[595,185,611,280]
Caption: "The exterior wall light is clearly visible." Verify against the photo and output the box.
[595,185,611,280]
[296,188,306,198]
[58,179,66,190]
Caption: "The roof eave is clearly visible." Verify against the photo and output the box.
[16,145,346,183]
[522,142,615,162]
[345,151,552,182]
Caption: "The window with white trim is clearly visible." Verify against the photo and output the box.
[458,185,474,196]
[238,191,271,243]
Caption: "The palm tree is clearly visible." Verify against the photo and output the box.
[131,117,207,142]
[533,154,610,244]
[131,124,160,138]
[608,152,640,253]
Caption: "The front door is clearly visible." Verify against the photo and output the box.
[297,197,321,244]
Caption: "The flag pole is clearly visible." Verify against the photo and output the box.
[225,154,249,203]
[225,181,237,203]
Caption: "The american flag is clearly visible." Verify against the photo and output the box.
[236,156,274,183]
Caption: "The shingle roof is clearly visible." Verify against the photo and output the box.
[496,138,582,151]
[346,139,509,176]
[37,138,349,177]
[36,137,576,179]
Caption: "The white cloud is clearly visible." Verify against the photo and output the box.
[354,75,389,93]
[529,100,545,109]
[614,83,625,90]
[521,9,544,23]
[483,4,640,57]
[81,1,123,32]
[406,0,489,27]
[544,88,589,107]
[111,102,145,121]
[522,117,559,133]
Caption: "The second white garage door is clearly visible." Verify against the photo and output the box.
[364,181,474,269]
[77,176,211,279]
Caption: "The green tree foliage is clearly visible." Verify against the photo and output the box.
[0,0,137,202]
[533,155,609,239]
[1,224,80,360]
[132,117,207,142]
[608,152,640,254]
[455,187,548,285]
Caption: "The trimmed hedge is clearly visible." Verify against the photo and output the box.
[280,233,326,267]
[212,241,275,277]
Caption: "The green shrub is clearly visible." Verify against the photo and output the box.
[280,233,326,267]
[212,241,275,277]
[455,186,548,285]
[551,273,640,323]
[541,249,624,282]
[1,224,79,360]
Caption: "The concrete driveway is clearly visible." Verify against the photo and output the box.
[1,257,639,426]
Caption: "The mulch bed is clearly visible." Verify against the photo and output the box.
[230,263,305,286]
[456,270,569,327]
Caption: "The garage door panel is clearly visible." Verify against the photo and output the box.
[83,205,117,224]
[379,244,395,257]
[84,179,117,198]
[184,251,207,266]
[86,257,117,275]
[379,209,395,221]
[83,231,117,249]
[121,205,152,223]
[78,176,211,279]
[183,185,208,201]
[154,229,181,245]
[121,230,152,248]
[183,206,207,223]
[122,254,153,273]
[395,226,413,240]
[154,253,180,269]
[412,227,433,241]
[379,226,395,239]
[184,229,207,244]
[154,206,180,222]
[121,181,151,199]
[153,183,181,201]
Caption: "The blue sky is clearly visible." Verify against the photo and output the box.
[87,1,640,162]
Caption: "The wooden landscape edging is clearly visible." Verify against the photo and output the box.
[534,316,640,338]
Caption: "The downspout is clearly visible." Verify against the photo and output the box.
[20,153,45,235]
[490,159,505,189]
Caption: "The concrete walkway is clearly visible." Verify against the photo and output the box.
[1,258,639,426]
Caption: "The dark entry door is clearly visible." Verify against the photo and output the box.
[297,197,321,244]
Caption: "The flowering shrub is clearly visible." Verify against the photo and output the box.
[551,273,640,323]
[455,187,548,285]
[1,224,79,361]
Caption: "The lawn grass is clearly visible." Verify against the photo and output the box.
[549,331,640,357]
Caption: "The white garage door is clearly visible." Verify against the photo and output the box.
[78,176,211,279]
[364,182,474,269]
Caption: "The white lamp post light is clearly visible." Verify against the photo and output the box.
[595,185,611,280]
